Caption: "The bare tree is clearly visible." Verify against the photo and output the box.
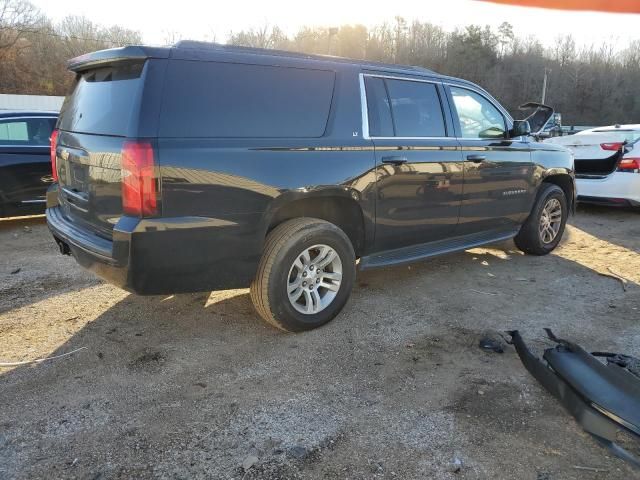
[0,0,40,56]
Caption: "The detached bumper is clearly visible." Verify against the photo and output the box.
[509,330,640,469]
[46,205,261,295]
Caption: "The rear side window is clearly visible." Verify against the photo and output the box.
[364,77,394,137]
[364,76,446,138]
[385,79,446,137]
[160,61,335,138]
[0,117,55,145]
[58,62,145,136]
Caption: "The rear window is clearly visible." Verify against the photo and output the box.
[0,117,56,145]
[58,62,144,136]
[159,61,335,138]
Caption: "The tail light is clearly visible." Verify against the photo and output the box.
[600,142,624,151]
[121,140,158,217]
[50,129,59,182]
[617,158,640,173]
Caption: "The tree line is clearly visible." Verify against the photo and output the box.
[228,20,640,125]
[1,0,638,125]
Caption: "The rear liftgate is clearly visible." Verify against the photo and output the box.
[508,329,640,469]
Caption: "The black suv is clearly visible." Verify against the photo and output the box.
[1,111,57,217]
[47,42,575,332]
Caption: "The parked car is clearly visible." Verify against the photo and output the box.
[546,124,640,207]
[47,42,575,332]
[0,111,58,218]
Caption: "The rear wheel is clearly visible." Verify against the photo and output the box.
[250,218,356,332]
[514,183,568,255]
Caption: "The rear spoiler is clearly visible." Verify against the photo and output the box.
[67,46,170,73]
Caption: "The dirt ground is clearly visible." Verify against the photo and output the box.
[1,205,639,480]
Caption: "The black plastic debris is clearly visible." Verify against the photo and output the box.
[479,336,505,354]
[508,329,640,469]
[592,352,640,380]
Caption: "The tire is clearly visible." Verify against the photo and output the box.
[514,183,568,255]
[250,217,356,332]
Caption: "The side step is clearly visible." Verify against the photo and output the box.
[359,229,518,270]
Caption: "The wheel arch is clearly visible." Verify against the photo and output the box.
[541,172,575,214]
[263,191,367,257]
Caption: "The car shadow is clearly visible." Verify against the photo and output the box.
[1,228,639,477]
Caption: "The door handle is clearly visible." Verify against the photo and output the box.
[466,154,486,163]
[381,156,408,165]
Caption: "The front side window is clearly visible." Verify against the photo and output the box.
[450,86,506,139]
[0,118,55,145]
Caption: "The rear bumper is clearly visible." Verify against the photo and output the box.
[46,200,261,295]
[576,173,640,206]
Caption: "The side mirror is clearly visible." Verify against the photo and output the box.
[510,120,531,138]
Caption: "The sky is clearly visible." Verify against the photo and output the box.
[31,0,640,49]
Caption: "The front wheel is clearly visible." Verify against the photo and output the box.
[250,218,356,332]
[514,183,568,255]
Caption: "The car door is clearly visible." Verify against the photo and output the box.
[363,74,464,251]
[445,84,535,235]
[0,116,56,216]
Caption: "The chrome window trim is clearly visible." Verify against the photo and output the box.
[0,144,49,148]
[359,72,449,141]
[359,73,370,140]
[0,116,57,122]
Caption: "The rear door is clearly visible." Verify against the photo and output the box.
[0,116,56,214]
[55,60,155,238]
[363,74,464,251]
[446,84,535,235]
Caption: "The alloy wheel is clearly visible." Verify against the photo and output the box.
[287,244,343,314]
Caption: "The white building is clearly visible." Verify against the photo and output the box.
[0,94,64,112]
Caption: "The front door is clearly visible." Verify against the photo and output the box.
[446,85,535,236]
[363,74,464,251]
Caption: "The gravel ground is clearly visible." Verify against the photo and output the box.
[0,205,639,479]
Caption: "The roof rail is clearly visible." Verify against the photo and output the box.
[173,40,437,75]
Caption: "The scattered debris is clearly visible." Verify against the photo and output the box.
[0,346,87,368]
[573,465,608,473]
[481,260,489,266]
[508,329,640,469]
[449,457,463,473]
[288,445,307,460]
[477,389,485,395]
[10,267,21,274]
[592,352,640,379]
[479,336,505,354]
[470,289,497,296]
[23,226,31,233]
[487,272,495,277]
[241,455,258,471]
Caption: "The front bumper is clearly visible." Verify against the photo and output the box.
[46,197,261,295]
